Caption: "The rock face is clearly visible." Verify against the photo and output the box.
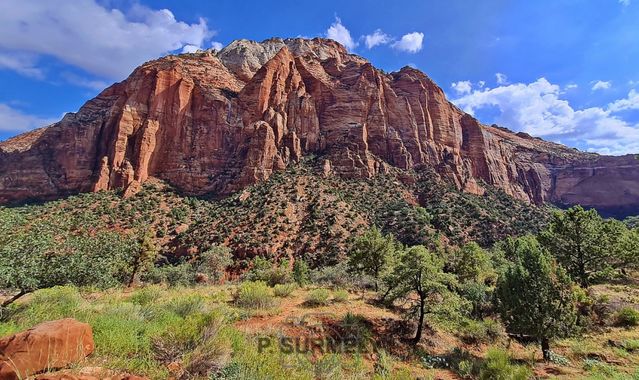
[0,37,638,217]
[0,318,95,380]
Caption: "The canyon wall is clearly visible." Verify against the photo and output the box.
[1,38,638,216]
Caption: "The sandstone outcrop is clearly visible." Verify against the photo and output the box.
[0,37,637,217]
[0,318,95,380]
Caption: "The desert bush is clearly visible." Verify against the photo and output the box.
[181,314,232,378]
[196,245,233,283]
[614,307,639,327]
[341,312,373,351]
[168,294,205,318]
[374,349,394,378]
[293,259,310,286]
[273,283,297,297]
[459,281,493,318]
[245,257,291,286]
[235,281,276,309]
[143,262,195,287]
[314,353,344,379]
[458,318,504,344]
[305,288,331,306]
[129,285,162,306]
[479,348,532,380]
[310,262,356,288]
[333,289,349,303]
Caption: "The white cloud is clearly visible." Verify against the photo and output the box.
[210,41,224,50]
[0,0,211,80]
[181,45,200,53]
[619,0,630,6]
[592,80,612,90]
[0,52,44,79]
[326,17,357,50]
[0,104,57,133]
[451,78,639,155]
[363,29,392,49]
[451,81,472,95]
[478,81,486,88]
[495,73,508,85]
[391,32,424,53]
[565,83,579,90]
[60,72,108,90]
[608,89,639,112]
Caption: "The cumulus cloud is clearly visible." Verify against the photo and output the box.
[565,83,578,90]
[0,104,58,133]
[181,45,201,54]
[326,17,357,50]
[391,32,424,53]
[363,29,392,49]
[495,73,508,85]
[451,81,473,95]
[451,78,639,155]
[608,89,639,112]
[592,80,612,90]
[0,0,211,80]
[210,41,224,51]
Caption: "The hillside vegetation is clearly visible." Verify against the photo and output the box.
[1,159,638,379]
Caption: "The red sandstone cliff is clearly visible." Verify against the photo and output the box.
[1,38,638,216]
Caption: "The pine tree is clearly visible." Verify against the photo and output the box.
[495,236,577,360]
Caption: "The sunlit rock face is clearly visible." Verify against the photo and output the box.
[1,37,638,217]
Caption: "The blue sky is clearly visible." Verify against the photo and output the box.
[1,0,638,154]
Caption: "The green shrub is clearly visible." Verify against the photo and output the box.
[196,245,233,283]
[333,289,349,303]
[143,263,194,287]
[181,314,232,378]
[583,358,619,377]
[167,294,205,318]
[314,353,344,379]
[479,348,532,380]
[305,288,331,306]
[310,263,356,288]
[129,285,162,306]
[273,283,297,298]
[457,359,474,378]
[374,349,394,378]
[245,257,291,286]
[341,312,372,351]
[614,307,639,327]
[235,281,276,309]
[458,318,504,344]
[293,259,310,286]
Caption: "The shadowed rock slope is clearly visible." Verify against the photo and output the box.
[1,37,638,217]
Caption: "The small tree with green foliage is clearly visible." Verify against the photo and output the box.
[450,242,496,285]
[293,258,310,286]
[539,206,627,286]
[348,227,399,291]
[495,236,577,360]
[383,245,457,343]
[128,229,159,287]
[197,244,233,283]
[0,227,135,306]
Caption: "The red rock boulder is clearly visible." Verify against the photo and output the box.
[0,318,95,380]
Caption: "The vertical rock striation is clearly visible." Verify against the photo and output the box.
[1,38,638,216]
